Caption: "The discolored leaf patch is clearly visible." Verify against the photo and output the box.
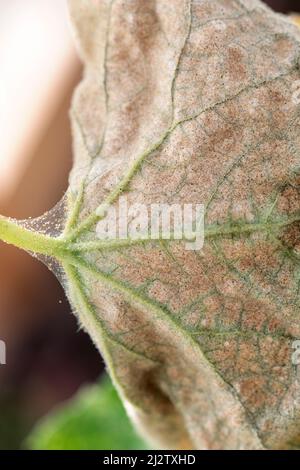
[1,0,300,450]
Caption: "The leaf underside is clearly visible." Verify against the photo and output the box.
[2,0,300,449]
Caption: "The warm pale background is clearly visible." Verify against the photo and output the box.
[0,0,298,449]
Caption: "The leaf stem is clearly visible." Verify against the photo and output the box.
[0,216,65,258]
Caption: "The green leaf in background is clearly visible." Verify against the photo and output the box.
[27,376,147,450]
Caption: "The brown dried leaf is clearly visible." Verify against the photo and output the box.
[5,0,300,450]
[64,0,300,450]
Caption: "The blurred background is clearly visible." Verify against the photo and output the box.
[0,0,299,450]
